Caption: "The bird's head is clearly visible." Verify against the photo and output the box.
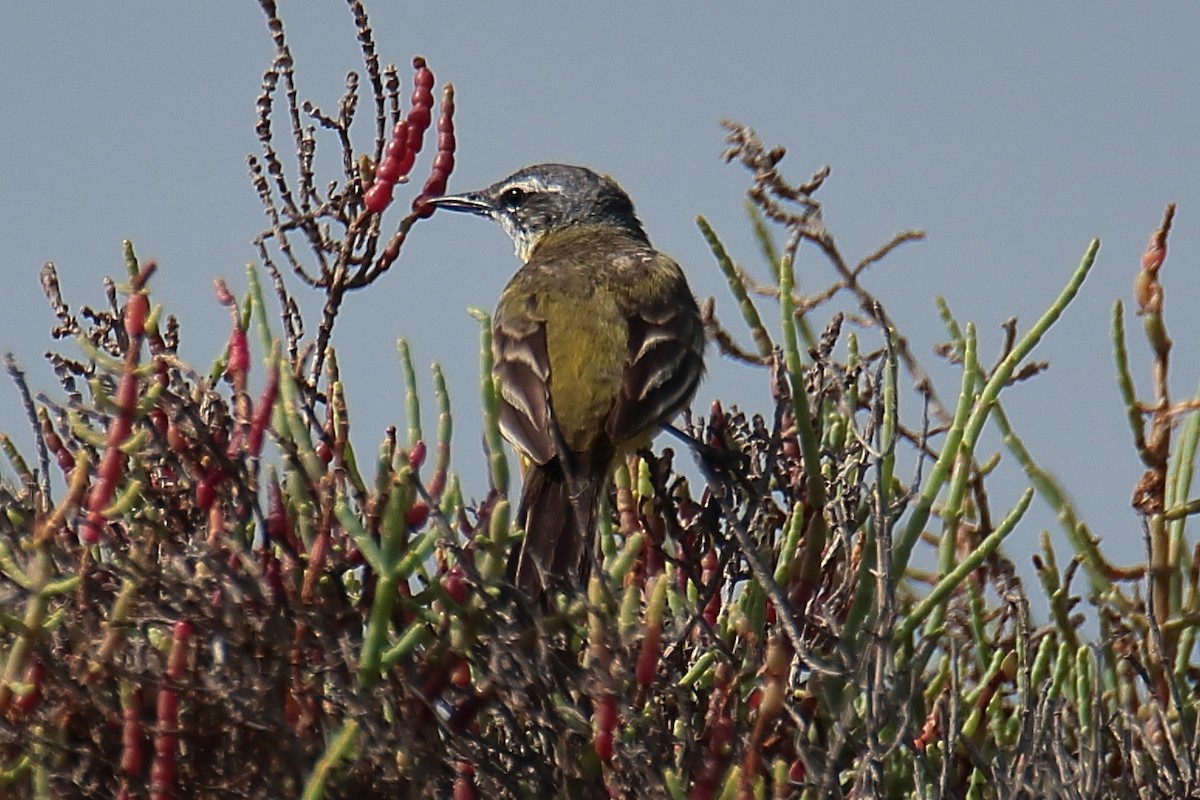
[428,163,648,261]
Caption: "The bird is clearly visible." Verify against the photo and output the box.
[430,164,705,598]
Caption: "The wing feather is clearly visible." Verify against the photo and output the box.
[493,310,556,465]
[607,255,705,443]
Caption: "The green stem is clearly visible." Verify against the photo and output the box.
[301,720,360,800]
[896,488,1032,643]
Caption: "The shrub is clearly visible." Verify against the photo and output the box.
[2,3,1196,799]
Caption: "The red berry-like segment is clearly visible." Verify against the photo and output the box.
[412,83,457,218]
[592,692,617,763]
[362,57,439,214]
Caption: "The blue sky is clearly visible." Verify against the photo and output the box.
[4,3,1200,584]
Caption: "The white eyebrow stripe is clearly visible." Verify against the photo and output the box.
[502,177,561,195]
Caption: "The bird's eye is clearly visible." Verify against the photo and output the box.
[499,187,528,208]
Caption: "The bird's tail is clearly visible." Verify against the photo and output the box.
[509,450,610,598]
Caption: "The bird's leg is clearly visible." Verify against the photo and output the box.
[660,422,750,475]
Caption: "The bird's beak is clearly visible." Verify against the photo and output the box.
[425,191,492,217]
